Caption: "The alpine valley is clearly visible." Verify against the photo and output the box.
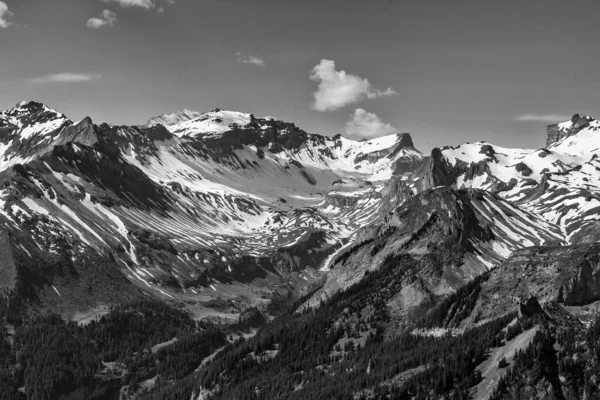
[1,102,600,399]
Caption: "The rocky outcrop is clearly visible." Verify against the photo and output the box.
[518,295,544,318]
[546,124,562,147]
[354,133,416,164]
[198,120,312,156]
[50,117,99,149]
[0,230,18,292]
[563,257,600,306]
[546,114,593,146]
[515,162,533,177]
[460,243,600,326]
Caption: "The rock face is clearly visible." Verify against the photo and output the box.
[546,113,593,146]
[546,124,562,147]
[456,243,600,327]
[518,295,544,318]
[307,187,563,314]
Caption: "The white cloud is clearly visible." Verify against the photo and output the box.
[101,0,174,10]
[309,59,397,112]
[236,53,266,67]
[0,1,14,28]
[345,109,397,140]
[102,0,154,8]
[513,114,571,123]
[29,73,103,84]
[87,10,117,28]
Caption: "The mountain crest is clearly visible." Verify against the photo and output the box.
[0,101,72,166]
[546,113,596,146]
[146,108,204,127]
[394,132,415,149]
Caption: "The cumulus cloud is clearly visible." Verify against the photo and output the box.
[513,114,571,123]
[236,53,266,67]
[0,1,14,28]
[309,59,397,112]
[29,73,103,84]
[101,0,174,10]
[87,10,117,28]
[345,109,397,140]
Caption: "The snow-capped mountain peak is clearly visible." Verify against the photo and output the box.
[148,108,274,138]
[0,101,71,171]
[546,113,596,147]
[556,113,594,132]
[548,116,600,157]
[146,108,204,127]
[164,109,265,138]
[0,101,71,138]
[0,101,69,130]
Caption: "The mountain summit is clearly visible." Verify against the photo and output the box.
[146,108,204,127]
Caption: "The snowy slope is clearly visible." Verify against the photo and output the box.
[164,110,257,138]
[109,123,422,255]
[548,119,600,156]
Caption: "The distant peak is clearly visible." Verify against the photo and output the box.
[8,101,67,119]
[547,113,596,146]
[147,109,204,127]
[396,132,414,148]
[14,100,49,111]
[570,113,593,123]
[343,132,414,148]
[147,108,274,130]
[76,116,94,127]
[16,100,31,108]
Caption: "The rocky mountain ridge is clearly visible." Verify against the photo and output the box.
[546,113,595,146]
[309,113,600,302]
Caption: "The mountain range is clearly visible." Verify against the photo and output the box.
[0,101,424,321]
[1,102,600,399]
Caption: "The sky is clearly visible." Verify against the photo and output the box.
[0,0,599,153]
